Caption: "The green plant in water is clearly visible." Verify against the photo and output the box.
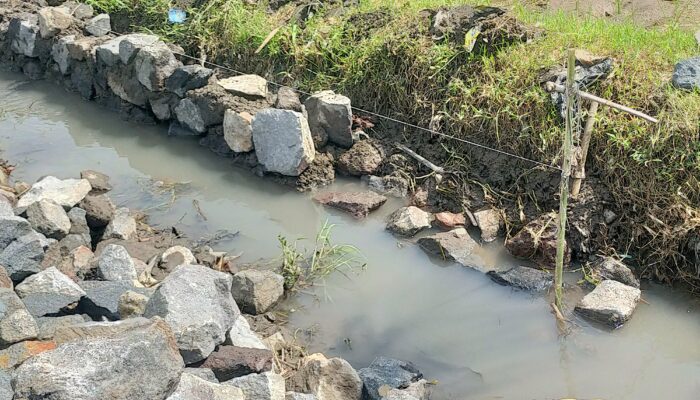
[278,221,365,291]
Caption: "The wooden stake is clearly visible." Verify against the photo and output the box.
[554,50,576,312]
[571,101,599,197]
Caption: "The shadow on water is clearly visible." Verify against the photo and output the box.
[1,71,699,399]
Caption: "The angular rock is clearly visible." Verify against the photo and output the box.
[418,229,487,271]
[252,109,315,176]
[487,266,553,292]
[117,33,159,63]
[672,56,700,91]
[118,289,149,319]
[134,41,181,91]
[52,34,75,75]
[433,211,465,230]
[224,110,254,152]
[103,207,136,240]
[304,90,353,148]
[0,266,12,290]
[79,280,150,320]
[0,216,33,251]
[227,315,267,350]
[166,65,213,97]
[313,191,387,218]
[385,380,430,400]
[224,372,285,400]
[473,208,501,242]
[149,94,178,120]
[184,367,218,383]
[0,340,56,369]
[13,318,184,399]
[175,98,207,133]
[67,36,105,61]
[36,315,88,340]
[0,232,48,282]
[289,353,362,400]
[575,280,641,328]
[65,2,94,20]
[143,264,240,364]
[201,345,273,381]
[167,373,245,400]
[591,256,640,288]
[26,199,71,239]
[107,68,149,106]
[9,19,39,57]
[358,357,423,400]
[0,288,38,346]
[97,243,137,281]
[80,170,112,193]
[218,75,268,99]
[85,13,110,37]
[15,267,85,317]
[506,212,570,268]
[338,141,383,176]
[38,7,72,38]
[275,86,302,112]
[386,206,432,237]
[16,176,91,212]
[231,269,284,315]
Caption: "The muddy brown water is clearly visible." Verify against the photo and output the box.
[1,71,699,399]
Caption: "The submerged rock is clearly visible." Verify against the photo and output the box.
[386,206,432,237]
[26,199,71,239]
[575,280,641,328]
[590,256,640,288]
[167,372,245,400]
[13,318,184,400]
[358,357,423,400]
[252,109,316,176]
[16,176,91,212]
[337,141,383,176]
[224,371,285,400]
[313,191,387,218]
[218,74,268,99]
[15,267,85,317]
[418,229,487,271]
[289,353,362,400]
[231,269,284,315]
[487,266,553,292]
[144,264,240,364]
[672,57,700,90]
[304,90,353,148]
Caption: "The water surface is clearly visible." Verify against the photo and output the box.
[1,72,698,399]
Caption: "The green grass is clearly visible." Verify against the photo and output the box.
[84,0,700,289]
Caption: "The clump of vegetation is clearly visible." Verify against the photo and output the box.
[84,0,699,291]
[278,221,366,290]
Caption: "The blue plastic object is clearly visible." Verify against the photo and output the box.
[168,8,187,24]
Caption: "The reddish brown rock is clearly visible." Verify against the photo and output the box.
[433,212,466,230]
[201,345,273,381]
[505,212,570,268]
[313,191,387,218]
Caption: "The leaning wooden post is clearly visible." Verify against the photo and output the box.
[571,101,599,197]
[554,50,576,311]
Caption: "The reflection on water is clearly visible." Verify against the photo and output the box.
[1,72,699,400]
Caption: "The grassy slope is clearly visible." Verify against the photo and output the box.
[88,0,700,289]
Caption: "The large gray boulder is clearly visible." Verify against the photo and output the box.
[0,288,38,346]
[289,353,362,400]
[166,65,213,97]
[167,373,245,400]
[672,57,700,90]
[9,19,39,57]
[386,206,432,237]
[487,266,553,292]
[52,34,75,75]
[418,228,487,272]
[252,109,316,176]
[304,90,353,148]
[218,75,268,99]
[37,7,72,38]
[0,216,33,251]
[16,176,91,212]
[174,98,206,133]
[97,244,137,281]
[118,33,161,64]
[13,318,184,400]
[358,357,423,400]
[231,269,284,315]
[15,267,86,317]
[0,232,49,282]
[79,280,151,320]
[590,256,640,288]
[134,41,181,91]
[26,199,71,239]
[575,280,641,328]
[143,264,240,364]
[224,372,285,400]
[103,207,136,240]
[85,13,110,37]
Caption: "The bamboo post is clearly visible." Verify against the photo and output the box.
[571,101,599,197]
[554,50,576,311]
